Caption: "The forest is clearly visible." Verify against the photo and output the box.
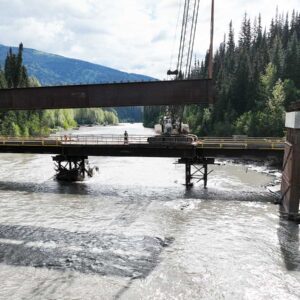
[144,10,300,137]
[0,44,118,136]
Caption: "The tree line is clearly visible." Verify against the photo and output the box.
[144,10,300,137]
[0,44,118,136]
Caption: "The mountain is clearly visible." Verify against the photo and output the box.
[0,44,154,86]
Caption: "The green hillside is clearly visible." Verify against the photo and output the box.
[0,44,154,85]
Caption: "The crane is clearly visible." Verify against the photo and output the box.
[168,0,214,80]
[161,0,214,136]
[167,0,201,79]
[164,0,202,136]
[149,0,214,143]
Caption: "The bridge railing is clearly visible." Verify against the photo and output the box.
[0,134,153,145]
[57,134,152,145]
[0,136,62,146]
[0,134,285,149]
[197,137,285,150]
[198,137,284,142]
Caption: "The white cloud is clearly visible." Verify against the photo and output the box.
[0,0,298,79]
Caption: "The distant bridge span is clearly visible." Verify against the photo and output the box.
[0,135,284,159]
[0,79,213,110]
[0,135,284,195]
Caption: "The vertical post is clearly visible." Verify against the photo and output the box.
[208,0,214,80]
[82,159,85,179]
[203,163,208,188]
[281,107,300,220]
[185,163,193,187]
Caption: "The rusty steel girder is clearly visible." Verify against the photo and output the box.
[281,128,300,218]
[288,101,300,112]
[0,79,213,110]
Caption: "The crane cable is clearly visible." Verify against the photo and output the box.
[169,0,184,74]
[174,0,201,79]
[187,0,200,77]
[177,0,190,75]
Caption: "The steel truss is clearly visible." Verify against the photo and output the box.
[178,157,214,188]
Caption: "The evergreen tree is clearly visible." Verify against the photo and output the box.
[284,32,300,87]
[4,43,29,88]
[270,35,285,76]
[143,106,161,128]
[282,13,290,48]
[0,70,6,88]
[239,14,251,50]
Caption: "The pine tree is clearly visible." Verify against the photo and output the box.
[270,35,285,76]
[282,13,290,48]
[4,43,29,88]
[291,10,297,36]
[239,14,251,50]
[225,21,235,74]
[0,71,6,88]
[284,32,300,87]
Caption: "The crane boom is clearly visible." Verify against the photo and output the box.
[168,0,200,79]
[208,0,214,79]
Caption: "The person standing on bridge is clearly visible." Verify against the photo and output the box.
[124,130,129,145]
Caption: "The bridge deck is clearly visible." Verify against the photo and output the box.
[0,135,284,159]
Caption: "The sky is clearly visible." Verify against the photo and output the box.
[0,0,298,79]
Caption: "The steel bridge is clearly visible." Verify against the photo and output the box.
[0,135,284,156]
[0,134,284,186]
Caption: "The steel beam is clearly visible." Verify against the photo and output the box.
[287,101,300,112]
[0,143,283,159]
[0,79,213,110]
[281,128,300,219]
[178,157,214,188]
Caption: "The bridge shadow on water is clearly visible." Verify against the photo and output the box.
[0,224,173,278]
[278,219,300,271]
[0,180,277,203]
[183,187,276,203]
[0,180,92,196]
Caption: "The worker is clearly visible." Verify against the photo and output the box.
[124,130,128,145]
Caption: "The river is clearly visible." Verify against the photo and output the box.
[0,123,299,300]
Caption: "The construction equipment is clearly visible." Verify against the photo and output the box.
[151,0,214,143]
[166,0,202,135]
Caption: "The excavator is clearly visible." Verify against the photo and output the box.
[148,0,214,145]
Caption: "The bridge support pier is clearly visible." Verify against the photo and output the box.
[281,106,300,221]
[178,157,214,188]
[53,155,96,182]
